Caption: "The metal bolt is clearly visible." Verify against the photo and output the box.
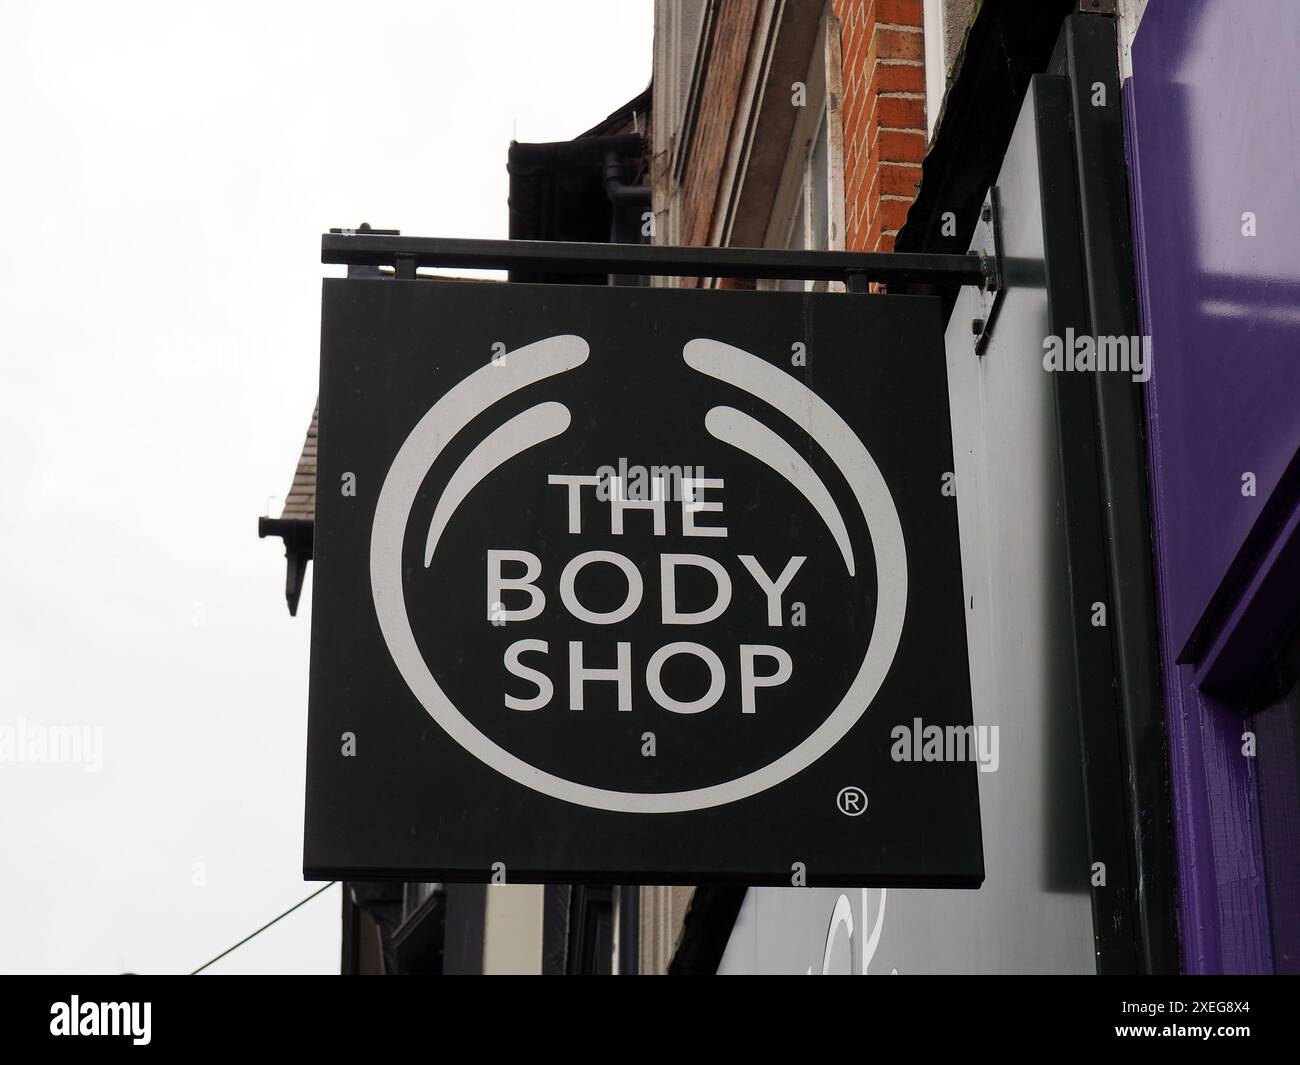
[971,318,985,337]
[981,203,992,223]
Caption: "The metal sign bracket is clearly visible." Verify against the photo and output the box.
[967,187,1005,356]
[322,232,997,291]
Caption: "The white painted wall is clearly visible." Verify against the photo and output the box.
[1116,0,1149,82]
[922,0,946,139]
[481,885,545,975]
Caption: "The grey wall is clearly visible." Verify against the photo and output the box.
[719,82,1095,975]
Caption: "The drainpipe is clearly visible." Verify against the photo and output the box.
[602,149,652,208]
[603,150,652,281]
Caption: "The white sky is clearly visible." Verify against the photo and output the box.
[0,0,652,974]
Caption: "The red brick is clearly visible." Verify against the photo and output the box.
[849,174,868,218]
[847,175,865,216]
[859,154,878,201]
[844,86,866,140]
[874,127,926,163]
[863,95,924,150]
[836,0,865,29]
[876,197,913,231]
[835,0,925,258]
[866,212,884,250]
[874,26,924,62]
[870,0,923,26]
[679,0,763,246]
[875,94,926,131]
[863,20,880,72]
[869,62,926,94]
[865,169,881,215]
[862,92,879,142]
[848,131,865,163]
[843,23,866,65]
[877,161,921,197]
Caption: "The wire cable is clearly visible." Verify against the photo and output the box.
[190,881,338,975]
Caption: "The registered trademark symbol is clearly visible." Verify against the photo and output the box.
[837,786,867,816]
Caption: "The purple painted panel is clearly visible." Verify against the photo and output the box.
[1127,0,1300,649]
[1125,0,1300,973]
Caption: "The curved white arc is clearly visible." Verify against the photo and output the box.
[424,402,571,567]
[683,337,908,797]
[821,894,856,975]
[861,888,887,974]
[704,405,855,576]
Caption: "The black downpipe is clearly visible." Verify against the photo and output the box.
[603,150,651,282]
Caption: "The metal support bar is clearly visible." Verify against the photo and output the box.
[321,233,991,288]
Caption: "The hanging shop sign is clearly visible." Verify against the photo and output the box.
[305,277,983,886]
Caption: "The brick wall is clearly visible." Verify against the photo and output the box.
[834,0,926,252]
[679,0,763,249]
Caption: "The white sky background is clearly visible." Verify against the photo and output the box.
[0,0,652,974]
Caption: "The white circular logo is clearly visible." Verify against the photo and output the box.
[369,335,907,813]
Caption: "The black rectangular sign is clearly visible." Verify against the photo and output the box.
[306,277,983,886]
